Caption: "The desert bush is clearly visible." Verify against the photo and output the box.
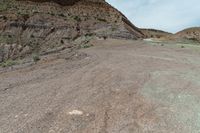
[58,13,65,17]
[0,59,17,67]
[85,33,93,37]
[0,3,8,11]
[0,35,15,44]
[74,16,81,22]
[32,54,40,62]
[81,44,93,49]
[97,18,107,22]
[60,40,64,44]
[48,12,55,16]
[103,36,107,40]
[30,34,34,38]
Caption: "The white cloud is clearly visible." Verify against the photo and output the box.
[107,0,200,33]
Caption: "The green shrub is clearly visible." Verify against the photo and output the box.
[0,60,17,68]
[32,54,40,62]
[0,35,15,44]
[74,16,81,22]
[60,40,64,44]
[103,36,107,40]
[30,34,34,38]
[58,13,65,17]
[85,33,93,37]
[83,45,90,48]
[0,4,8,11]
[81,44,92,49]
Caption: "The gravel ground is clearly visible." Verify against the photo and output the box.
[1,39,200,133]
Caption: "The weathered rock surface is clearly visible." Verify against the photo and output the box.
[0,0,144,62]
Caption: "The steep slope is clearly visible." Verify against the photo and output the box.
[141,28,172,38]
[0,0,144,62]
[175,27,200,42]
[16,0,81,5]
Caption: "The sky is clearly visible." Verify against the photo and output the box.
[107,0,200,33]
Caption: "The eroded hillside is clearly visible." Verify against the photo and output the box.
[0,0,144,63]
[141,28,172,39]
[175,27,200,42]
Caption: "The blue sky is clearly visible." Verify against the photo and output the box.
[107,0,200,33]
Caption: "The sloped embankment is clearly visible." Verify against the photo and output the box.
[0,0,144,63]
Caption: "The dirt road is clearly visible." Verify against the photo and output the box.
[1,39,200,133]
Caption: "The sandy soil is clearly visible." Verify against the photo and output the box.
[1,39,200,133]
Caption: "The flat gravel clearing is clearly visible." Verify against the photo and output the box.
[1,39,200,133]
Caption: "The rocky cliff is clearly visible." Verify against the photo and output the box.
[0,0,144,62]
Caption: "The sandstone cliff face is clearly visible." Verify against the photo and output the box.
[0,0,144,62]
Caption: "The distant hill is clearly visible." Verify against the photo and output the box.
[141,27,200,43]
[175,27,200,42]
[141,28,172,38]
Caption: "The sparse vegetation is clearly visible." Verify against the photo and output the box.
[97,18,107,22]
[73,34,81,41]
[74,16,81,22]
[85,33,93,37]
[60,40,64,44]
[48,12,55,16]
[30,34,34,38]
[32,10,39,14]
[0,3,8,11]
[58,13,65,17]
[0,59,17,68]
[32,54,40,62]
[81,44,93,49]
[188,37,199,42]
[103,36,107,40]
[0,35,15,44]
[0,15,7,20]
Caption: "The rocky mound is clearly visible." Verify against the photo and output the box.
[175,27,200,42]
[0,0,144,63]
[141,28,172,38]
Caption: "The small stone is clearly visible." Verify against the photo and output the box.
[48,130,55,133]
[68,110,83,115]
